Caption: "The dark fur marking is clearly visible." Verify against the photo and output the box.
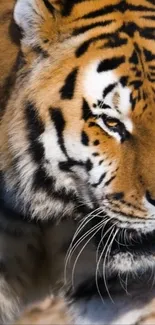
[88,122,96,127]
[50,108,67,156]
[104,35,127,48]
[33,45,49,58]
[140,27,155,40]
[76,41,90,57]
[81,131,89,146]
[86,159,93,171]
[33,167,79,204]
[97,100,111,109]
[25,102,45,164]
[82,99,92,121]
[60,68,78,100]
[59,159,84,172]
[33,167,54,193]
[103,83,117,98]
[129,50,139,65]
[104,175,116,187]
[146,191,155,207]
[99,159,104,166]
[121,22,138,37]
[62,0,87,16]
[42,0,55,15]
[76,32,125,57]
[93,140,100,146]
[108,192,124,200]
[143,48,155,62]
[80,3,127,20]
[97,56,125,73]
[142,15,155,20]
[129,80,143,89]
[92,172,106,187]
[73,20,113,36]
[120,76,129,87]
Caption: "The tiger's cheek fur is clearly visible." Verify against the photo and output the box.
[1,0,155,226]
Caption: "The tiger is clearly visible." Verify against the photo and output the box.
[1,0,155,324]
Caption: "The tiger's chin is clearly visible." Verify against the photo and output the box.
[108,251,155,275]
[93,218,155,276]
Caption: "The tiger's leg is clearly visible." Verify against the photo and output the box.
[0,208,49,324]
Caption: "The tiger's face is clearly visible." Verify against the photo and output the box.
[1,0,155,273]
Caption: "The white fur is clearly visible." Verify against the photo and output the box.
[73,296,146,325]
[82,61,132,142]
[14,0,44,47]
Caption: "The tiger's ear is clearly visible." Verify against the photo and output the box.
[14,0,63,47]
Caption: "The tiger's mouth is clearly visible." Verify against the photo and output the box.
[89,216,155,274]
[93,217,155,256]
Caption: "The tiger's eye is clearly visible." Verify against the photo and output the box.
[105,119,119,128]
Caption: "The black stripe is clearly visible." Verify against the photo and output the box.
[143,48,155,62]
[140,27,155,40]
[72,20,113,36]
[59,159,84,172]
[148,75,155,82]
[130,95,137,111]
[99,159,104,166]
[76,40,91,57]
[97,56,125,73]
[127,4,155,12]
[142,15,155,20]
[143,104,148,111]
[120,76,129,87]
[92,172,107,187]
[33,167,79,204]
[129,80,143,89]
[86,159,93,171]
[42,0,55,15]
[82,99,92,121]
[146,191,155,207]
[60,68,78,100]
[81,131,89,146]
[121,22,138,37]
[25,102,45,164]
[79,2,155,21]
[145,0,155,5]
[50,108,67,156]
[62,0,88,16]
[104,35,128,49]
[103,83,117,98]
[97,100,111,109]
[76,32,119,57]
[33,167,54,193]
[32,45,49,58]
[80,4,123,20]
[129,50,139,65]
[104,175,116,187]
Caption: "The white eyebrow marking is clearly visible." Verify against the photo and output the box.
[83,60,133,135]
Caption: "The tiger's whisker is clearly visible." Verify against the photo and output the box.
[71,222,104,290]
[95,223,117,304]
[102,227,119,303]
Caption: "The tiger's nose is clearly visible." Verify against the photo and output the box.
[146,191,155,207]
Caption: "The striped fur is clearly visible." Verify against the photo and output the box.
[1,0,155,323]
[1,0,155,224]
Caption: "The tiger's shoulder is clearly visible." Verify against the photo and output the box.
[0,0,20,117]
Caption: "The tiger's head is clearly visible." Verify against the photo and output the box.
[1,0,155,273]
